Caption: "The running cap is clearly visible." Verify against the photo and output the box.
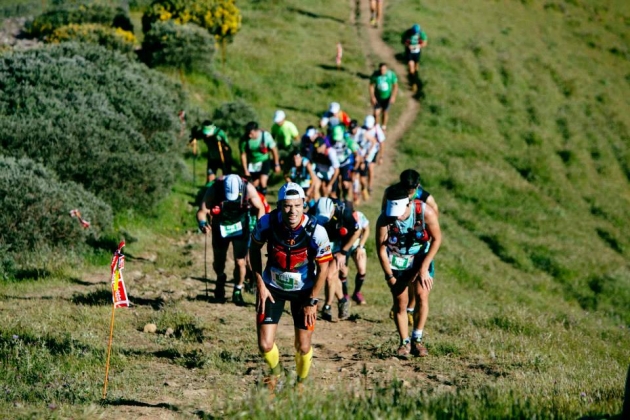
[278,182,306,201]
[224,174,242,201]
[385,186,410,217]
[306,127,317,138]
[400,169,421,189]
[349,119,358,131]
[315,197,335,224]
[412,24,421,34]
[364,115,376,129]
[273,110,285,124]
[314,137,327,148]
[329,102,341,114]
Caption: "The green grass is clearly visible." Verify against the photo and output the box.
[1,0,630,418]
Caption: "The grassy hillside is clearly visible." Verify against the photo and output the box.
[1,0,629,418]
[384,0,630,321]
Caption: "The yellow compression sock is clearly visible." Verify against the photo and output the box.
[295,347,313,382]
[262,343,281,375]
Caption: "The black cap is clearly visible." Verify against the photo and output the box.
[399,169,421,189]
[244,121,259,133]
[386,184,409,201]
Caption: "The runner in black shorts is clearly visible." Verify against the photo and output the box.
[250,183,332,389]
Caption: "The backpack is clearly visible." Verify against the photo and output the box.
[244,131,271,155]
[266,210,318,271]
[387,199,429,247]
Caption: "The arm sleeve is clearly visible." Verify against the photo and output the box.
[239,139,247,153]
[251,213,271,245]
[313,225,333,263]
[328,148,340,168]
[265,131,277,149]
[289,122,299,138]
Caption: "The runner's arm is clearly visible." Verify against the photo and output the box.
[369,82,377,105]
[305,162,318,198]
[426,195,439,216]
[421,206,441,273]
[375,216,396,286]
[196,185,214,232]
[359,224,370,248]
[391,80,399,104]
[341,228,362,254]
[240,151,249,177]
[271,147,281,172]
[247,183,266,219]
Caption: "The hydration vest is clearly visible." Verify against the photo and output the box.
[266,210,318,272]
[386,200,429,252]
[210,177,250,225]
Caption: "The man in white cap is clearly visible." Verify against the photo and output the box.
[270,110,300,170]
[197,174,266,304]
[375,184,441,358]
[323,102,351,133]
[356,115,385,199]
[250,182,332,389]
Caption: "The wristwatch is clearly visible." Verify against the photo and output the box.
[307,298,319,307]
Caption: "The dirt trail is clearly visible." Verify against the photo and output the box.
[97,2,424,417]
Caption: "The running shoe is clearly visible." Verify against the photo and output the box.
[397,342,411,358]
[370,18,376,27]
[338,300,350,320]
[411,340,429,357]
[352,292,366,305]
[321,305,333,322]
[232,288,245,306]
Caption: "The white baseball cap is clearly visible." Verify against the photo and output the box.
[329,102,341,114]
[273,110,285,124]
[224,174,242,201]
[315,197,335,224]
[278,182,306,201]
[364,115,375,129]
[385,196,410,217]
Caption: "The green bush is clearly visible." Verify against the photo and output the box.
[0,43,186,211]
[48,23,136,54]
[142,20,215,71]
[26,2,133,39]
[0,156,112,275]
[211,100,258,141]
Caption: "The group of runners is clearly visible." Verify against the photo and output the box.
[192,21,434,387]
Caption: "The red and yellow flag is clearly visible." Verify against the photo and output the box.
[109,241,129,308]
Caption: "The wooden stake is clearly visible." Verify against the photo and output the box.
[102,304,116,399]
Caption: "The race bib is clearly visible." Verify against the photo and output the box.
[270,268,303,291]
[219,221,243,238]
[389,253,415,271]
[248,161,263,173]
[410,45,421,53]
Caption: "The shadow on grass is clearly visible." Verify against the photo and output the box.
[0,294,56,301]
[317,64,372,80]
[11,268,53,281]
[69,277,106,286]
[71,289,165,310]
[103,398,182,413]
[287,6,346,24]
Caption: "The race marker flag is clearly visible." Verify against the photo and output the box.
[109,241,129,308]
[103,241,129,399]
[69,209,91,228]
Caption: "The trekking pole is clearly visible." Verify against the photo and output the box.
[204,230,208,298]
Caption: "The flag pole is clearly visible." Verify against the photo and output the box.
[102,303,116,399]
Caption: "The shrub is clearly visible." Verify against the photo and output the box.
[142,20,215,71]
[0,43,186,211]
[0,156,113,275]
[141,0,241,44]
[48,23,136,54]
[211,100,258,141]
[26,2,133,39]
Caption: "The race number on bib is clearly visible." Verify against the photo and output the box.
[219,221,243,238]
[270,268,303,291]
[410,45,421,53]
[248,161,263,173]
[389,253,415,271]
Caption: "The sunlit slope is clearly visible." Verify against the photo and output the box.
[384,0,630,324]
